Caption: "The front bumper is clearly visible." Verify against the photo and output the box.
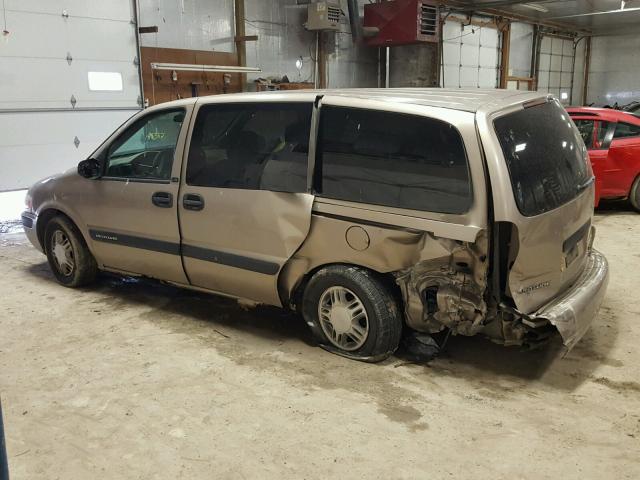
[21,211,43,253]
[532,249,609,351]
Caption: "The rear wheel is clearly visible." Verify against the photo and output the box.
[301,265,402,362]
[44,216,97,287]
[630,175,640,212]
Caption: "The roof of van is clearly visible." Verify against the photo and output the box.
[165,88,546,114]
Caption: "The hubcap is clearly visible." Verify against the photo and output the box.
[51,230,75,276]
[318,286,369,351]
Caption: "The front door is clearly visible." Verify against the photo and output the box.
[178,100,314,305]
[572,117,614,205]
[606,121,640,197]
[74,106,191,283]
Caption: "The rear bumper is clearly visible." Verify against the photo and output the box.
[22,211,43,253]
[532,249,609,351]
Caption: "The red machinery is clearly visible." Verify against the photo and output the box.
[362,0,439,47]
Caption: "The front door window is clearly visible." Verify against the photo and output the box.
[105,109,185,180]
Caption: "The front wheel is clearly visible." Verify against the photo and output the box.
[44,216,97,287]
[630,175,640,212]
[301,265,402,362]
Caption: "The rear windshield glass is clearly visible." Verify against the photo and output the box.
[494,100,590,217]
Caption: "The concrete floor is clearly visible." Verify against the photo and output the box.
[1,204,639,479]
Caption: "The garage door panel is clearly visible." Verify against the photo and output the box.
[478,68,497,88]
[2,12,135,61]
[2,11,68,57]
[561,55,573,72]
[0,57,74,108]
[560,72,572,89]
[537,70,549,88]
[549,71,561,88]
[550,55,562,71]
[461,44,479,66]
[479,45,498,67]
[443,65,460,88]
[462,25,480,46]
[459,66,478,87]
[0,110,137,191]
[562,39,574,56]
[0,58,139,109]
[443,42,460,66]
[540,36,552,54]
[480,27,498,46]
[443,21,460,39]
[539,53,550,71]
[6,0,133,22]
[67,20,137,61]
[551,37,564,55]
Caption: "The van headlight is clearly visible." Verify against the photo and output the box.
[24,193,33,213]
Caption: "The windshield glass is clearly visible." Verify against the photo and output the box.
[494,100,590,217]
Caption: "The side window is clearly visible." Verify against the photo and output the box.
[594,121,610,149]
[317,106,472,214]
[186,102,312,192]
[105,109,185,180]
[614,122,640,139]
[573,119,595,149]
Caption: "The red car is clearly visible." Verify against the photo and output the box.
[567,107,640,211]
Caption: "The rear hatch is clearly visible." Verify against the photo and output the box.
[487,98,595,314]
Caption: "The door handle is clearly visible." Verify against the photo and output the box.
[151,191,173,208]
[183,193,205,211]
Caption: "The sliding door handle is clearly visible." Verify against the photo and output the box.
[183,193,205,211]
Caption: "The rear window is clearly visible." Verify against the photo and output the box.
[494,100,590,217]
[317,106,472,214]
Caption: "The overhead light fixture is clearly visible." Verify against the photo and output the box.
[150,63,261,74]
[520,3,550,13]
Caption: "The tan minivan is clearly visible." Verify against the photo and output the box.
[22,89,609,361]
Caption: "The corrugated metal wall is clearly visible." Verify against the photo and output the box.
[138,0,235,53]
[0,0,141,191]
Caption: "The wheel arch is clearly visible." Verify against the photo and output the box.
[37,208,94,256]
[283,261,403,315]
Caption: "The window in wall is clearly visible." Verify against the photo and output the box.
[613,122,640,139]
[105,109,185,180]
[186,103,312,192]
[537,35,574,104]
[316,106,472,214]
[88,71,123,91]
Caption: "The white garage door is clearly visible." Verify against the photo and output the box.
[0,0,141,191]
[537,35,575,105]
[441,18,501,89]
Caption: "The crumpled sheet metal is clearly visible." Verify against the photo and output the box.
[531,249,609,351]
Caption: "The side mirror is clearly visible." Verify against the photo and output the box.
[77,158,102,179]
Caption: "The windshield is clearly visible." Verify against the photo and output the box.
[494,100,590,217]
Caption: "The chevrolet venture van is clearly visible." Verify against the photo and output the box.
[23,89,609,361]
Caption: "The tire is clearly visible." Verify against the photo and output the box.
[301,265,402,362]
[630,175,640,212]
[44,216,97,287]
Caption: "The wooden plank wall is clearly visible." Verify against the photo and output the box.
[140,47,243,106]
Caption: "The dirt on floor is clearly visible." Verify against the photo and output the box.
[1,203,639,479]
